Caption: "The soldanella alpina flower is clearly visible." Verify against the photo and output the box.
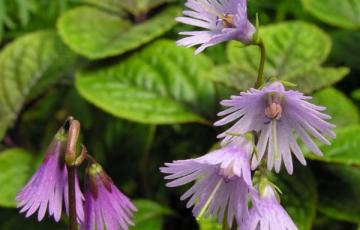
[16,129,84,222]
[160,138,253,227]
[215,81,335,174]
[81,163,136,230]
[242,184,297,230]
[176,0,256,54]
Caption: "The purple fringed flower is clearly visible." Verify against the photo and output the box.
[176,0,256,54]
[242,185,297,230]
[16,130,84,222]
[81,163,136,230]
[160,138,253,227]
[215,81,335,174]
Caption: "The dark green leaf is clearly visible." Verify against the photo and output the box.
[131,199,173,230]
[0,148,33,208]
[271,164,317,230]
[76,40,215,124]
[118,0,175,16]
[58,6,180,59]
[301,0,360,29]
[317,164,360,223]
[0,30,77,139]
[331,30,360,71]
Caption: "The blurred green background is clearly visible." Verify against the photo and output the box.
[0,0,359,229]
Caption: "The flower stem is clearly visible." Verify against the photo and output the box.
[254,39,266,89]
[67,165,77,230]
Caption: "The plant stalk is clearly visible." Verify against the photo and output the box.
[254,39,266,89]
[67,165,77,230]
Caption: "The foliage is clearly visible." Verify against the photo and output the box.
[0,0,359,229]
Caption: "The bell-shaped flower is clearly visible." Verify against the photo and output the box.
[215,81,335,174]
[160,138,253,227]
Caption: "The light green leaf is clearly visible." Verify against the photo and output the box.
[311,88,359,128]
[58,6,180,59]
[271,164,317,230]
[227,21,331,79]
[118,0,175,16]
[306,126,360,166]
[131,199,173,230]
[76,40,215,124]
[198,217,222,230]
[301,0,360,29]
[0,148,33,208]
[0,30,77,140]
[317,164,360,223]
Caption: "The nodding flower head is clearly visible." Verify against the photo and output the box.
[16,128,84,223]
[81,163,136,230]
[215,81,335,174]
[176,0,256,54]
[160,138,253,227]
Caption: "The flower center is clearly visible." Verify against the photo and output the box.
[219,161,236,182]
[264,93,283,120]
[222,13,235,28]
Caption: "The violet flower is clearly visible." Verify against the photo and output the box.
[16,129,84,222]
[81,163,136,230]
[160,138,253,227]
[242,185,297,230]
[176,0,256,54]
[215,81,335,174]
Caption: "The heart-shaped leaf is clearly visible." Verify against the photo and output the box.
[58,6,180,59]
[76,40,215,124]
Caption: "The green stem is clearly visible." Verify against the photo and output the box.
[254,39,266,89]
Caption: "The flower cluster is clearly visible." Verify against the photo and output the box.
[17,122,136,230]
[162,0,335,229]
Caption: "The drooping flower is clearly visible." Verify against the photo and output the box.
[215,81,335,174]
[81,163,136,230]
[176,0,256,54]
[16,129,84,222]
[242,185,297,230]
[160,138,253,227]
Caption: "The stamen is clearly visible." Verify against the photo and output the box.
[219,161,236,180]
[264,93,283,120]
[222,14,235,28]
[196,179,223,220]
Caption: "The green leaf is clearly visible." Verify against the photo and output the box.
[205,64,349,94]
[306,126,360,166]
[331,30,360,71]
[311,88,359,128]
[317,164,360,223]
[301,0,360,29]
[131,199,173,230]
[0,30,77,140]
[270,164,317,230]
[227,21,331,79]
[0,148,33,208]
[197,217,222,230]
[76,40,215,124]
[286,66,350,94]
[118,0,175,16]
[58,6,180,59]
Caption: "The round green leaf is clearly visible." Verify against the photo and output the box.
[131,199,173,230]
[227,21,331,79]
[58,6,180,59]
[0,30,77,140]
[0,148,33,208]
[76,40,215,124]
[301,0,360,29]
